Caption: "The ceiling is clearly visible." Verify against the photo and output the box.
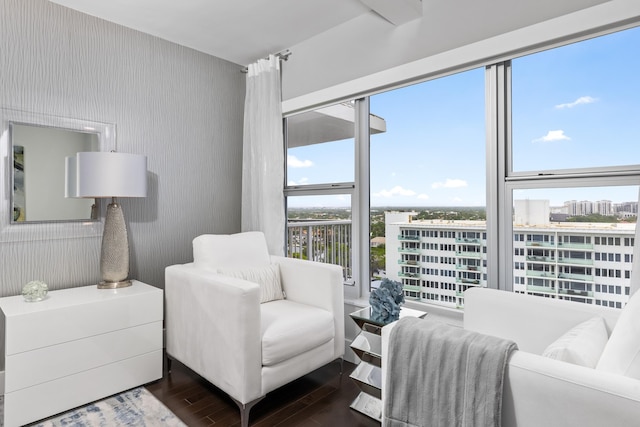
[49,0,382,66]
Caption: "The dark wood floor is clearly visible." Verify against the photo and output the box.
[146,355,381,427]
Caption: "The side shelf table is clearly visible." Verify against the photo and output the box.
[0,280,163,427]
[349,306,427,422]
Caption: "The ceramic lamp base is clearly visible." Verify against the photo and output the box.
[100,200,130,286]
[97,280,132,289]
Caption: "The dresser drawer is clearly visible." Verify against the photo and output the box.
[5,321,162,392]
[3,285,163,355]
[4,350,162,427]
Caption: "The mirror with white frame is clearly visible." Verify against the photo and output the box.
[11,123,100,223]
[0,108,115,242]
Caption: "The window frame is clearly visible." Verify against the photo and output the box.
[283,98,371,301]
[493,57,640,295]
[283,23,640,308]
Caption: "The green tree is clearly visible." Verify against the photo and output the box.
[370,245,386,277]
[567,214,618,223]
[371,221,385,238]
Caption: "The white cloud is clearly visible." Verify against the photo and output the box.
[432,179,468,189]
[533,130,571,143]
[555,96,597,109]
[287,155,313,168]
[373,186,417,198]
[417,194,430,200]
[452,197,463,202]
[287,177,308,186]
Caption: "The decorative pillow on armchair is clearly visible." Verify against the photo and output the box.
[596,289,640,379]
[542,316,608,368]
[193,232,270,271]
[219,264,285,303]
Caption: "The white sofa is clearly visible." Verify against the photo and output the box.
[382,288,640,426]
[165,232,344,427]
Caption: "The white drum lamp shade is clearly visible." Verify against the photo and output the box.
[66,152,147,199]
[66,152,147,288]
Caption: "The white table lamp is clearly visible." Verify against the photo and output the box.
[66,151,147,288]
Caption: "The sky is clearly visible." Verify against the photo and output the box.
[286,26,640,209]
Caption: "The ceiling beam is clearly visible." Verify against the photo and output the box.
[360,0,423,25]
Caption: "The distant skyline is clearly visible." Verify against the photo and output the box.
[287,26,640,208]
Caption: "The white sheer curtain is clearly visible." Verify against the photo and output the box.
[241,55,285,256]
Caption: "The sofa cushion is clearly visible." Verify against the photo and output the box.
[542,316,608,368]
[219,264,284,303]
[596,289,640,379]
[260,300,334,366]
[193,232,270,271]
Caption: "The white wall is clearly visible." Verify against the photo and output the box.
[282,0,640,114]
[0,0,245,295]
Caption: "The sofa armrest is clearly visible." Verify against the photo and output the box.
[381,321,396,420]
[382,319,640,427]
[270,255,345,358]
[464,288,620,354]
[165,263,263,403]
[504,351,640,427]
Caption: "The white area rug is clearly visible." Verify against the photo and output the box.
[28,387,186,427]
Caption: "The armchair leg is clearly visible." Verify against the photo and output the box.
[231,396,264,427]
[166,354,173,373]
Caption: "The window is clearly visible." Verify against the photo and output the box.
[285,100,407,299]
[500,25,640,308]
[284,103,359,295]
[371,68,485,308]
[286,194,353,278]
[508,185,637,305]
[283,24,640,310]
[511,27,640,173]
[286,104,355,186]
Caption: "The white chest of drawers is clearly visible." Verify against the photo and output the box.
[0,280,163,427]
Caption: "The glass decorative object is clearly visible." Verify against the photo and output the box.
[22,280,48,302]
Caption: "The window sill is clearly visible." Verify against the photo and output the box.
[344,298,464,328]
[404,300,464,328]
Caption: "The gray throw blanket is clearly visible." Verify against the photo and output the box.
[383,317,517,427]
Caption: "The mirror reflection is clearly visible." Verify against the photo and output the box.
[11,123,99,223]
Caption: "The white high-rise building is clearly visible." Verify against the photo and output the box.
[386,208,634,310]
[514,199,549,225]
[615,201,639,217]
[596,200,613,216]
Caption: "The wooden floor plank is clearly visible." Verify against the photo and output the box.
[147,353,380,427]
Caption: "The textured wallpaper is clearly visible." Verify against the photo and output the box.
[0,0,246,296]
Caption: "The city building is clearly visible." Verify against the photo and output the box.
[370,236,386,247]
[386,205,634,310]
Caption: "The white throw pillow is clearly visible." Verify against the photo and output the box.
[219,264,285,304]
[596,289,640,378]
[542,316,609,368]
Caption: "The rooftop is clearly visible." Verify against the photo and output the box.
[392,219,637,233]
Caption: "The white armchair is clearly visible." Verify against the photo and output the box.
[165,232,344,427]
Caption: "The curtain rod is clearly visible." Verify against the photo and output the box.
[240,49,292,73]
